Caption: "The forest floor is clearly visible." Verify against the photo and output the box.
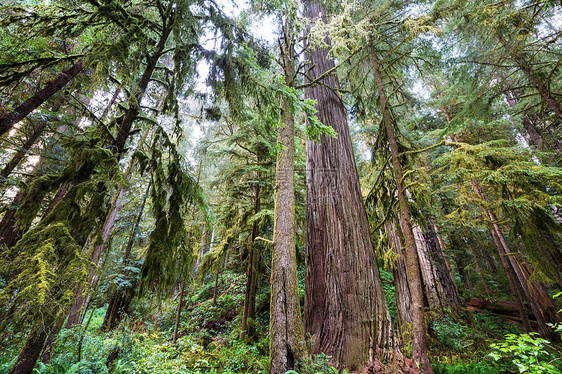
[1,271,561,374]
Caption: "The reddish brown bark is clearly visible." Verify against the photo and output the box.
[387,222,414,338]
[303,2,404,371]
[0,121,48,184]
[8,323,49,374]
[0,61,83,137]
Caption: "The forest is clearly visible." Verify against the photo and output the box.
[0,0,561,373]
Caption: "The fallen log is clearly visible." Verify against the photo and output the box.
[463,297,535,319]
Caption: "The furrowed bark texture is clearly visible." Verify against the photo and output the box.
[304,2,403,371]
[412,221,460,313]
[269,26,305,374]
[387,222,414,338]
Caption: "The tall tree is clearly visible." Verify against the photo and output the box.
[269,16,305,374]
[303,1,403,371]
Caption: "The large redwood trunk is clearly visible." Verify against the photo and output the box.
[0,61,83,137]
[303,2,403,371]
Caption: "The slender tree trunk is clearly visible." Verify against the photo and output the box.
[8,11,174,374]
[505,91,543,149]
[472,180,554,337]
[0,121,48,184]
[212,257,221,307]
[466,238,491,298]
[496,33,562,118]
[241,176,261,339]
[489,228,533,332]
[370,42,432,373]
[433,224,458,290]
[64,106,144,329]
[43,183,71,218]
[303,2,404,371]
[65,187,126,328]
[77,307,96,362]
[0,187,26,250]
[39,318,64,364]
[8,322,50,374]
[0,61,83,137]
[172,280,185,344]
[269,23,305,374]
[113,17,174,153]
[101,181,151,331]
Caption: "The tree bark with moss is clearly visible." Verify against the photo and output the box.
[269,21,305,374]
[370,42,433,374]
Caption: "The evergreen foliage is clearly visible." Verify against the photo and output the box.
[0,0,561,373]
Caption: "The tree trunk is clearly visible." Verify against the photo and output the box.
[465,237,491,298]
[496,33,562,119]
[489,227,533,332]
[387,222,414,340]
[8,11,174,373]
[9,322,50,374]
[472,180,554,337]
[0,121,48,184]
[505,91,543,149]
[65,186,126,328]
[303,2,404,371]
[172,280,185,344]
[0,187,26,250]
[212,256,221,307]
[101,182,150,331]
[412,220,460,313]
[241,174,261,339]
[64,106,144,329]
[370,42,432,373]
[0,61,83,137]
[269,23,305,374]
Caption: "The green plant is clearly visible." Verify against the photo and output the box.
[489,333,562,373]
[290,353,351,374]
